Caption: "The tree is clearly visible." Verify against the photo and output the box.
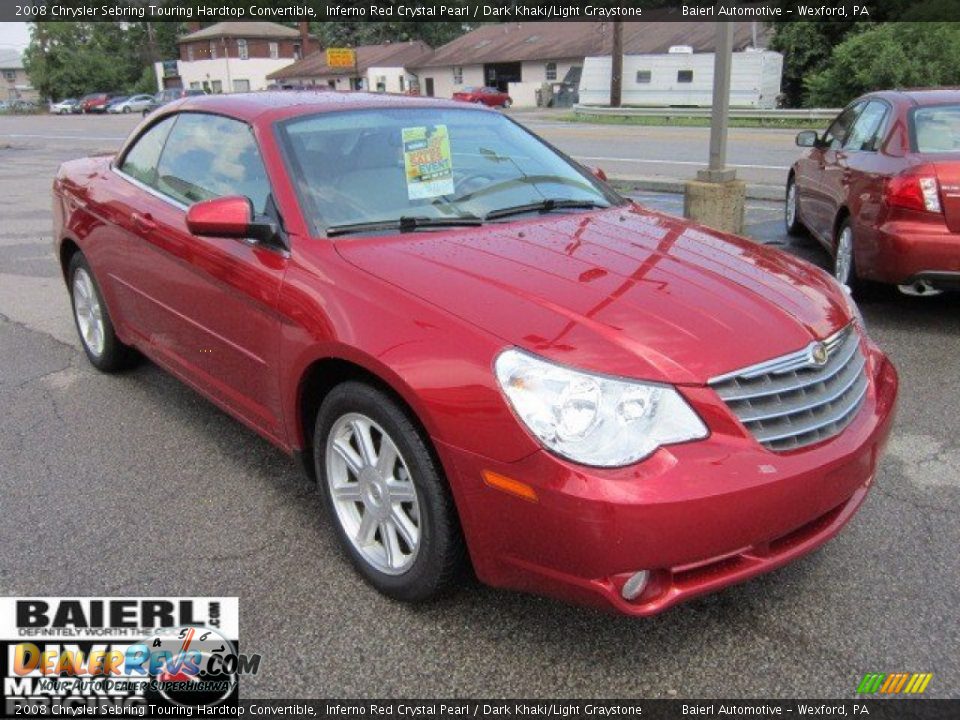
[311,21,476,50]
[23,21,177,100]
[768,21,865,108]
[805,23,960,107]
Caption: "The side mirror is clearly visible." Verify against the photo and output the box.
[591,167,608,182]
[185,196,276,244]
[796,130,820,148]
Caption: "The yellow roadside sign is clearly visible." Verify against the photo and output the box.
[326,48,356,68]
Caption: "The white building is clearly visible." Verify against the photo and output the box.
[268,41,433,94]
[579,49,783,108]
[153,22,318,94]
[410,21,776,108]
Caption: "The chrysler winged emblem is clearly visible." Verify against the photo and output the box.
[809,342,829,366]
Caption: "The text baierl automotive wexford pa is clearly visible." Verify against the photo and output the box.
[682,3,870,17]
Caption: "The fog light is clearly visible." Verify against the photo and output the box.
[621,570,650,601]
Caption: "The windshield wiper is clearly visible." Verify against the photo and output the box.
[484,198,608,221]
[326,215,483,237]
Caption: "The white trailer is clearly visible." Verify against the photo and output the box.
[579,49,783,108]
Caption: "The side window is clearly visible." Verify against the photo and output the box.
[843,101,889,151]
[154,113,271,213]
[823,102,864,150]
[118,116,177,187]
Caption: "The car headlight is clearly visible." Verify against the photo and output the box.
[494,349,708,467]
[827,272,866,332]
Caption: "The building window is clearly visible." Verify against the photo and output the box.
[636,70,652,84]
[211,80,223,94]
[3,70,15,82]
[453,66,463,84]
[677,70,693,83]
[189,81,201,90]
[293,43,302,60]
[399,76,405,92]
[237,39,248,60]
[186,44,195,62]
[269,42,279,59]
[233,79,250,93]
[545,62,557,81]
[209,41,218,60]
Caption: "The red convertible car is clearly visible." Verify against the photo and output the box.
[54,93,897,615]
[452,86,513,108]
[787,89,960,296]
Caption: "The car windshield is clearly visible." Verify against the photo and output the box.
[278,107,619,234]
[912,105,960,153]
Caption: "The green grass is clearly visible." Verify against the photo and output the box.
[559,112,824,130]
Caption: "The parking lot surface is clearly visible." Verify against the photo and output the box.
[1,114,958,698]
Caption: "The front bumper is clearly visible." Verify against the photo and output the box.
[437,343,898,615]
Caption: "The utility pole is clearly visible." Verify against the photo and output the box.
[610,20,623,108]
[700,21,735,183]
[683,21,745,234]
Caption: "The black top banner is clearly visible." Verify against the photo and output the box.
[6,1,960,24]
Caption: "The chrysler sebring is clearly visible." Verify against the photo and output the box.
[53,93,898,615]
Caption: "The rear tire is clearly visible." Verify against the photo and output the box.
[314,381,466,602]
[68,252,138,372]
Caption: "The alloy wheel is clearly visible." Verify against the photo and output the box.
[325,413,421,575]
[72,268,105,358]
[835,225,854,285]
[785,182,797,229]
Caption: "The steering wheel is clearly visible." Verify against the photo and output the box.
[449,170,498,198]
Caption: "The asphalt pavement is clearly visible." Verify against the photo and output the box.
[1,113,958,698]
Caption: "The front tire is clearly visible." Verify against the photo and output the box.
[68,252,138,372]
[314,381,465,602]
[785,176,803,235]
[123,106,131,113]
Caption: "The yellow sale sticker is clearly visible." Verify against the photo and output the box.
[402,125,455,200]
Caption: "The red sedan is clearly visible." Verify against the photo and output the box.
[787,89,960,296]
[452,86,512,108]
[53,93,897,615]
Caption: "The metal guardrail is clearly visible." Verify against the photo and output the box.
[573,105,841,121]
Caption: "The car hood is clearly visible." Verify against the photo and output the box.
[333,204,852,385]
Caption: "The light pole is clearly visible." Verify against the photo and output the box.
[682,21,746,234]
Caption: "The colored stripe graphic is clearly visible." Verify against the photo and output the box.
[857,672,932,694]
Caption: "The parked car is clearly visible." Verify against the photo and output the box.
[104,96,129,112]
[50,98,79,114]
[53,93,897,615]
[79,93,121,113]
[787,89,960,296]
[108,94,154,114]
[141,87,206,116]
[452,86,512,108]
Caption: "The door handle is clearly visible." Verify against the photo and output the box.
[131,212,156,233]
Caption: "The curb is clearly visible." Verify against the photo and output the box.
[609,176,785,202]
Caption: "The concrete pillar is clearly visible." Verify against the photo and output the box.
[683,180,746,235]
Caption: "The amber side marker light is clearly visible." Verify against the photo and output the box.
[482,470,538,502]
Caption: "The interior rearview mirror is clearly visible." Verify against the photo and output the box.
[796,130,819,148]
[186,196,276,244]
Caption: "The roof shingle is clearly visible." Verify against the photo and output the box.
[412,20,767,68]
[179,22,300,42]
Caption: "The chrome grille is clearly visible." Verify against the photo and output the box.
[710,325,868,452]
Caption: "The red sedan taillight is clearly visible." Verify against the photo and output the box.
[885,166,942,213]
